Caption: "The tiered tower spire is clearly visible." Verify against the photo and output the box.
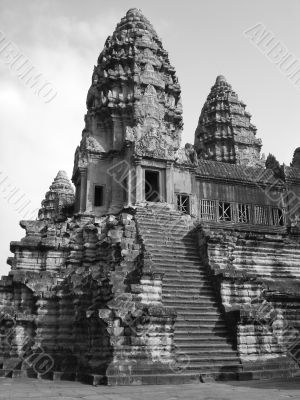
[81,7,183,156]
[72,8,184,214]
[194,75,264,167]
[291,147,300,168]
[38,170,74,221]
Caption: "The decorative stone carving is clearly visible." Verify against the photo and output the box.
[290,213,300,235]
[174,143,198,165]
[125,119,178,159]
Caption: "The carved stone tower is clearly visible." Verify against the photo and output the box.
[292,147,300,168]
[194,75,264,167]
[72,8,183,215]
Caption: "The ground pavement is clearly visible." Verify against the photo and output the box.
[0,378,300,400]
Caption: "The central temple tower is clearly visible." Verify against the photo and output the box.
[73,8,183,215]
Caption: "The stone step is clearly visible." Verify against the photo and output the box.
[146,240,198,246]
[165,299,218,307]
[175,329,231,337]
[138,226,192,233]
[163,288,216,296]
[177,349,236,357]
[150,256,201,263]
[175,341,233,348]
[162,287,206,294]
[138,224,191,233]
[162,278,211,285]
[156,264,206,270]
[178,354,240,363]
[175,320,226,328]
[169,307,221,315]
[159,270,209,277]
[163,296,219,311]
[163,286,213,293]
[184,361,241,371]
[142,237,196,245]
[161,270,209,277]
[178,315,224,322]
[164,292,217,302]
[173,309,221,317]
[136,217,190,225]
[175,340,231,348]
[163,283,215,292]
[145,244,199,252]
[161,272,210,280]
[153,267,208,275]
[139,232,192,240]
[164,291,216,299]
[140,235,194,243]
[150,251,200,258]
[139,228,194,236]
[155,249,199,256]
[160,274,210,281]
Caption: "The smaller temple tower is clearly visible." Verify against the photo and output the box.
[291,147,300,169]
[194,75,264,167]
[38,170,75,221]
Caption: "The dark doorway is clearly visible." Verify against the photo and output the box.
[145,170,160,202]
[94,185,104,207]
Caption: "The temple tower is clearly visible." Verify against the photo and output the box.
[194,75,264,167]
[72,8,183,215]
[38,170,75,221]
[291,147,300,169]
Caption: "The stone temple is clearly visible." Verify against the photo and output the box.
[1,8,300,385]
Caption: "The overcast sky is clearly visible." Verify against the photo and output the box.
[0,0,299,275]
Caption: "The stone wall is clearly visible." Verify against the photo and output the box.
[196,226,300,373]
[0,211,176,384]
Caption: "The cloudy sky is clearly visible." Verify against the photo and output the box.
[0,0,299,275]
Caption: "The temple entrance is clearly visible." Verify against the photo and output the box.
[145,170,160,202]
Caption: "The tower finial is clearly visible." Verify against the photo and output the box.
[216,75,227,84]
[126,8,142,16]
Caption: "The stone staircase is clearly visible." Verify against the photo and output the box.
[135,203,242,380]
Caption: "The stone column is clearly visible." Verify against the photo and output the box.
[189,167,197,217]
[134,158,143,203]
[127,166,132,207]
[79,168,87,213]
[166,161,174,205]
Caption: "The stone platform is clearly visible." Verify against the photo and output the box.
[0,377,300,400]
